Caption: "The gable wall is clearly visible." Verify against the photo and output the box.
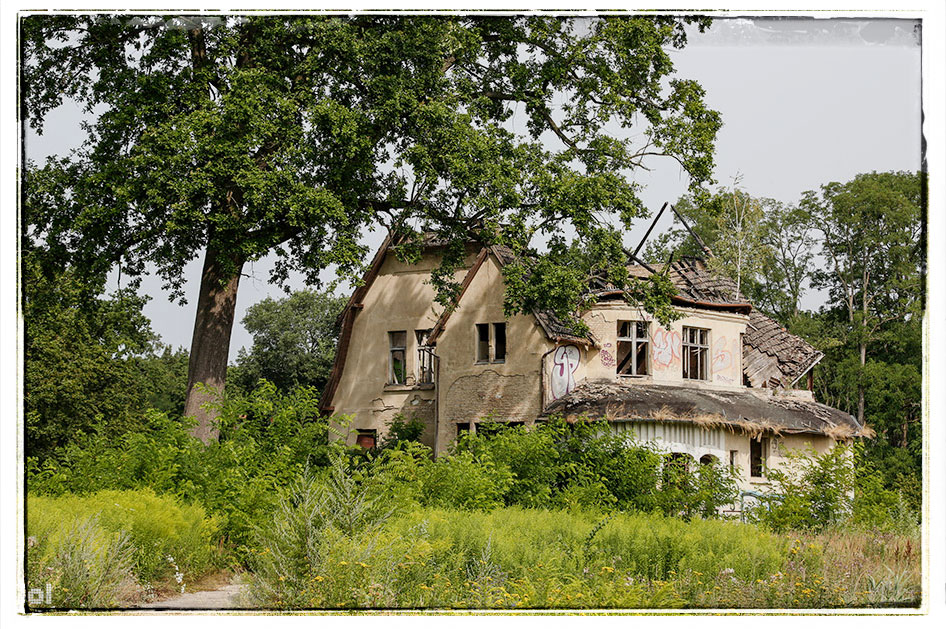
[330,247,477,447]
[434,254,556,451]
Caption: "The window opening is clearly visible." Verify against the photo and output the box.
[355,429,377,449]
[493,323,506,362]
[389,331,407,384]
[750,437,769,478]
[682,326,709,380]
[476,323,490,363]
[416,329,433,384]
[617,320,649,376]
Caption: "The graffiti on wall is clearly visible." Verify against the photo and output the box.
[550,344,580,400]
[651,328,681,369]
[599,342,616,368]
[712,335,740,382]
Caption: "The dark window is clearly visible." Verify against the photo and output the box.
[416,329,433,384]
[355,429,377,449]
[750,437,768,478]
[617,320,649,376]
[389,331,407,384]
[456,422,471,436]
[475,322,507,363]
[493,323,506,362]
[729,449,739,472]
[682,326,709,380]
[476,323,490,363]
[699,454,717,466]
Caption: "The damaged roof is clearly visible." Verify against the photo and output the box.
[665,257,824,387]
[542,382,869,439]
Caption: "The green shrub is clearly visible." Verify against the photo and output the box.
[420,450,513,511]
[379,414,426,449]
[27,381,337,563]
[28,489,219,584]
[455,424,560,507]
[748,444,856,532]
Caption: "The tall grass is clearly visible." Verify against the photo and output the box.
[28,489,220,592]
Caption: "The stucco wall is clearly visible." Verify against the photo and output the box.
[580,304,748,390]
[331,246,477,447]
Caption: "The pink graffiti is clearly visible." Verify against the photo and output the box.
[550,344,580,400]
[712,336,741,382]
[599,342,616,368]
[712,335,733,372]
[651,328,681,369]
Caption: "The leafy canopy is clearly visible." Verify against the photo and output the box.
[23,14,721,322]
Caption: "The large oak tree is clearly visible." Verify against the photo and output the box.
[22,15,721,442]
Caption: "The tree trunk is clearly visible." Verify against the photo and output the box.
[183,244,244,443]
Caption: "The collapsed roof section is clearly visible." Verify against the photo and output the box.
[542,382,868,439]
[666,257,823,388]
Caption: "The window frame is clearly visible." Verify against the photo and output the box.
[616,320,650,377]
[388,330,408,385]
[415,329,434,384]
[474,322,508,364]
[682,326,710,381]
[750,437,769,479]
[493,322,506,363]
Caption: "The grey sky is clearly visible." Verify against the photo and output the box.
[24,16,923,362]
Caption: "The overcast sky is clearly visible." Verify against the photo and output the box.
[24,16,923,361]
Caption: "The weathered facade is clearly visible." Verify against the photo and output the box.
[321,234,870,499]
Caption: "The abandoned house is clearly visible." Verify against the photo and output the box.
[320,229,871,497]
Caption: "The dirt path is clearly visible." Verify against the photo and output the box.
[138,579,248,610]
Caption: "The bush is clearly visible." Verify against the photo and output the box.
[27,381,338,563]
[28,489,219,585]
[420,450,514,511]
[748,444,855,532]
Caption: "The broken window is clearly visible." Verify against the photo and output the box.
[493,323,506,362]
[699,454,717,466]
[416,329,433,384]
[475,322,507,363]
[682,326,709,380]
[617,320,649,376]
[456,422,471,436]
[750,437,768,478]
[355,429,377,449]
[476,323,490,363]
[388,331,407,384]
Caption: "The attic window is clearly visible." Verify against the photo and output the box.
[617,320,649,376]
[682,326,709,380]
[475,322,506,363]
[389,331,407,384]
[493,323,506,362]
